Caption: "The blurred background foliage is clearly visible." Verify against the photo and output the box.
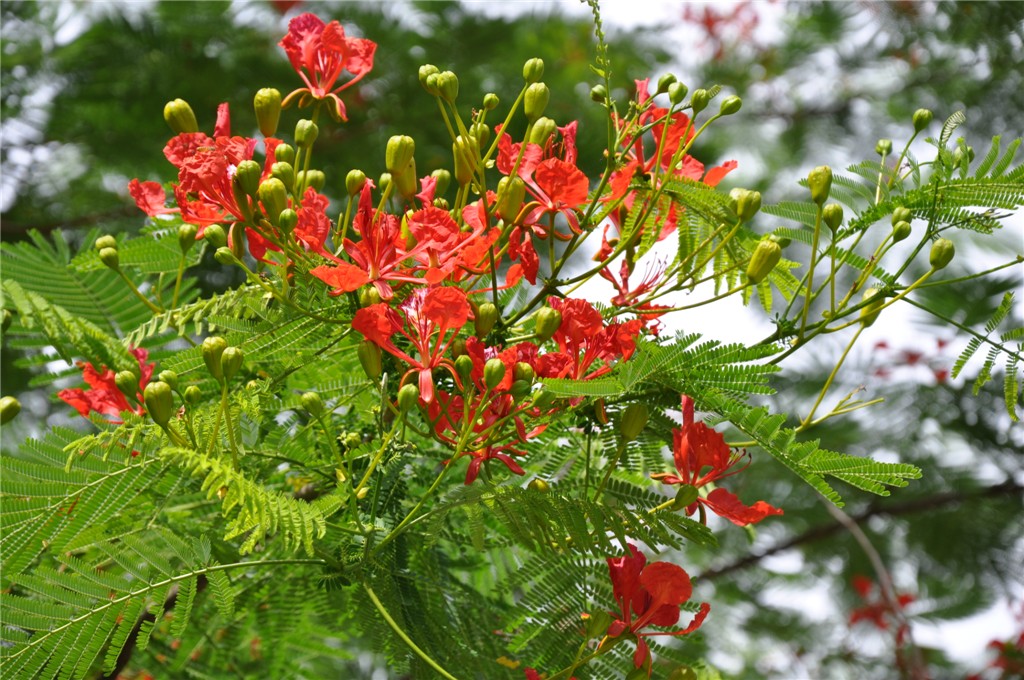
[2,1,1021,678]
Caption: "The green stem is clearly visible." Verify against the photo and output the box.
[363,583,459,680]
[799,206,825,340]
[117,270,163,315]
[221,382,240,469]
[798,325,863,431]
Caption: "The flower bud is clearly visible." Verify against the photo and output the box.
[163,98,198,135]
[859,287,885,327]
[220,347,243,381]
[386,135,416,176]
[483,93,499,110]
[158,370,179,391]
[474,302,498,338]
[202,336,228,381]
[952,145,975,167]
[271,161,296,190]
[95,235,117,251]
[378,173,392,195]
[807,165,832,206]
[912,108,933,133]
[535,307,562,342]
[346,169,367,197]
[483,358,506,390]
[523,58,545,84]
[253,87,282,137]
[274,143,296,165]
[929,238,955,270]
[513,362,535,383]
[144,381,175,427]
[719,95,742,116]
[590,84,608,103]
[497,176,526,222]
[358,286,382,308]
[393,161,418,200]
[203,224,227,248]
[746,239,782,284]
[298,169,325,192]
[455,355,474,383]
[876,139,893,156]
[115,370,138,397]
[769,234,791,248]
[532,389,556,411]
[99,247,119,270]
[294,119,319,149]
[891,207,912,225]
[656,73,677,95]
[178,223,198,254]
[183,385,202,404]
[527,478,550,493]
[690,88,710,114]
[891,220,912,243]
[453,135,479,187]
[0,396,20,425]
[214,246,238,266]
[469,121,491,147]
[728,188,761,222]
[278,208,298,233]
[671,484,700,510]
[228,222,246,260]
[524,82,549,123]
[668,82,688,106]
[257,178,288,226]
[822,203,844,232]
[529,117,557,147]
[436,71,459,103]
[300,391,323,417]
[619,403,649,442]
[1,309,12,334]
[510,379,532,401]
[431,168,451,197]
[357,340,382,380]
[397,384,420,412]
[418,64,440,95]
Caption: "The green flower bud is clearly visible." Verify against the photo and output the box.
[892,207,912,225]
[952,145,975,167]
[483,93,499,110]
[274,143,296,165]
[294,119,319,148]
[532,389,556,411]
[807,165,832,206]
[99,247,119,270]
[397,384,420,412]
[891,220,912,243]
[158,370,179,391]
[357,340,382,380]
[728,188,762,222]
[436,71,459,103]
[298,169,325,192]
[455,355,474,383]
[770,234,791,248]
[253,87,282,137]
[228,222,246,260]
[178,223,198,254]
[690,88,710,114]
[144,381,175,427]
[656,73,677,95]
[527,478,550,493]
[358,286,382,308]
[513,362,535,383]
[220,346,244,381]
[203,224,227,248]
[719,95,742,116]
[510,379,532,401]
[163,98,198,135]
[529,117,557,147]
[523,57,545,84]
[668,82,688,106]
[418,64,440,95]
[619,403,649,442]
[271,161,295,190]
[469,121,490,147]
[393,161,418,200]
[431,168,451,197]
[115,370,138,397]
[95,235,117,251]
[0,396,20,425]
[859,287,885,327]
[535,307,562,342]
[257,178,288,226]
[278,208,298,233]
[876,139,893,156]
[214,246,238,266]
[497,176,526,222]
[202,336,228,381]
[453,135,479,187]
[378,173,392,195]
[929,238,955,270]
[300,391,323,417]
[912,108,933,133]
[183,385,202,404]
[451,337,467,359]
[424,73,441,97]
[524,82,549,123]
[474,302,499,338]
[386,135,416,176]
[346,169,367,197]
[746,238,783,284]
[483,358,506,390]
[671,484,700,510]
[590,84,608,103]
[822,203,844,232]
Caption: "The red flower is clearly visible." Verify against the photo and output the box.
[128,179,179,218]
[58,348,154,420]
[651,395,783,526]
[535,297,644,381]
[523,158,590,237]
[293,186,333,256]
[603,544,710,673]
[849,575,915,632]
[279,13,376,121]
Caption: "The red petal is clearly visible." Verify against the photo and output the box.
[310,262,370,294]
[704,488,784,526]
[640,561,693,607]
[703,160,738,187]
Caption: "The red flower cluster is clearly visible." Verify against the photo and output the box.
[652,395,783,526]
[848,574,915,635]
[58,348,154,421]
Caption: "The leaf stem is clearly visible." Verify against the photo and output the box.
[363,582,460,680]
